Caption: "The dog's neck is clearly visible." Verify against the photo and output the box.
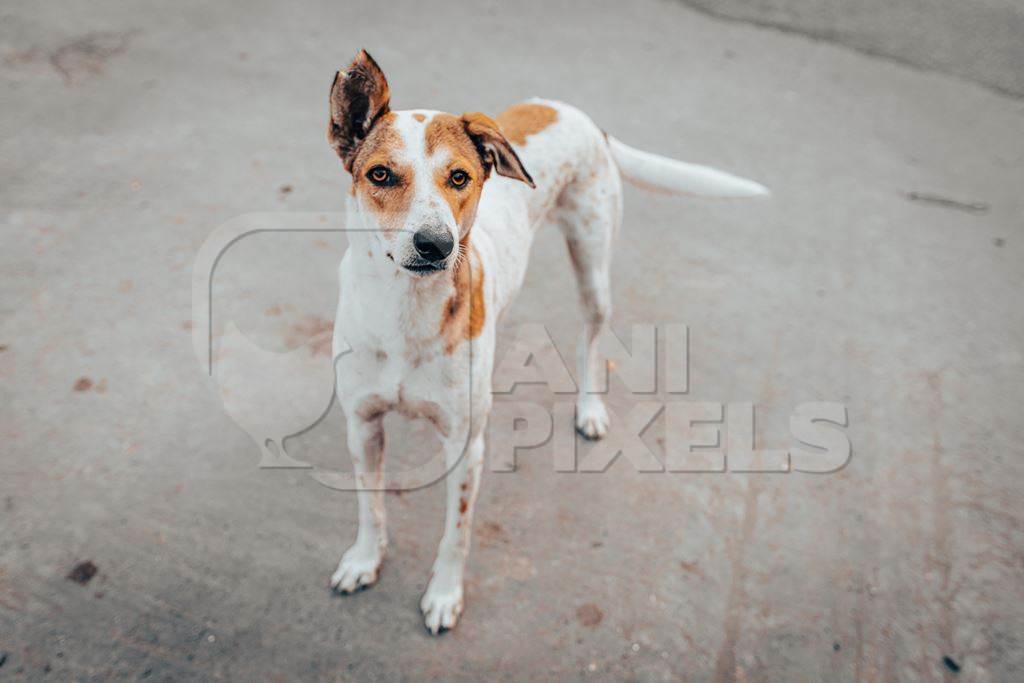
[343,239,464,354]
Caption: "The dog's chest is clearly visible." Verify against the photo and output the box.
[336,335,470,432]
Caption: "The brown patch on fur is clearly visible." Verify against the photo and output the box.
[425,114,480,159]
[412,112,426,122]
[423,114,487,233]
[459,498,468,514]
[396,395,450,437]
[356,394,391,422]
[495,102,558,146]
[349,113,415,228]
[364,429,384,464]
[440,244,486,354]
[467,253,486,340]
[349,112,402,172]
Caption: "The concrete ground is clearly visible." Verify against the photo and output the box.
[680,0,1024,98]
[2,1,1023,681]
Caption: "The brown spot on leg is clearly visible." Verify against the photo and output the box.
[364,429,384,460]
[459,497,468,514]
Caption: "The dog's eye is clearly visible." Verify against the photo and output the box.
[449,169,470,189]
[367,166,394,186]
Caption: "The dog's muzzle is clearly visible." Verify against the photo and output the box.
[404,227,454,274]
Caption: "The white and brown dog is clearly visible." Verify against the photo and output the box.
[326,50,767,633]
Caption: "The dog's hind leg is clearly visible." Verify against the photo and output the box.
[556,154,623,440]
[330,413,387,593]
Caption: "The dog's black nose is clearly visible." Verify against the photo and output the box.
[412,228,454,263]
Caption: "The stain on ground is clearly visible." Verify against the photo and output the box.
[67,561,98,585]
[679,559,705,579]
[576,603,604,627]
[477,521,506,548]
[943,656,961,673]
[72,377,106,393]
[51,32,134,84]
[284,315,333,357]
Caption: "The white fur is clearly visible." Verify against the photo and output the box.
[608,135,769,197]
[330,100,767,633]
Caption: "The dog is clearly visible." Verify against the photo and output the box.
[326,50,767,633]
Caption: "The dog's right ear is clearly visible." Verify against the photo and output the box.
[328,50,391,170]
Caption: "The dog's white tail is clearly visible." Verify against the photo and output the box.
[607,135,769,198]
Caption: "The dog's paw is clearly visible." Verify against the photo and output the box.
[420,576,464,635]
[329,545,383,594]
[575,396,609,440]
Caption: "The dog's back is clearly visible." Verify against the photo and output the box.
[473,97,769,317]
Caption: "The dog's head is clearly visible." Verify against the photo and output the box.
[328,50,534,276]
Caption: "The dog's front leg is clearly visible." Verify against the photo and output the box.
[421,430,485,634]
[330,413,387,593]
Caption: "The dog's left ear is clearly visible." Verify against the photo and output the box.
[328,50,391,170]
[461,112,535,188]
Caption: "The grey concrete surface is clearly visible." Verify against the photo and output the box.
[679,0,1024,98]
[2,0,1024,680]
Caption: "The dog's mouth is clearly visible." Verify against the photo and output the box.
[402,258,447,275]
